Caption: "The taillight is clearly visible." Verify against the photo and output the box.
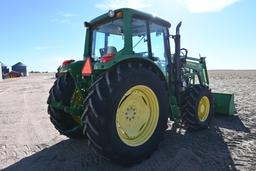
[82,57,92,76]
[62,59,74,66]
[101,54,114,63]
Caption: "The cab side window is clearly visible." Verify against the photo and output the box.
[132,18,149,57]
[149,23,168,72]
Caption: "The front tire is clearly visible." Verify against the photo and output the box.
[82,61,169,164]
[182,85,214,129]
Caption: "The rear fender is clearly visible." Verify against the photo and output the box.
[58,60,85,82]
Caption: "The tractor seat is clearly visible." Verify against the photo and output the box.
[106,46,117,55]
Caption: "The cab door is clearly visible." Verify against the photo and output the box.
[149,22,169,75]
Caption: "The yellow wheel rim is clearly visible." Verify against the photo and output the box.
[116,85,159,147]
[197,96,210,122]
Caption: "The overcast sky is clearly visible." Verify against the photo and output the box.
[0,0,255,71]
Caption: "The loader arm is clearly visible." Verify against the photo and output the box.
[183,56,209,86]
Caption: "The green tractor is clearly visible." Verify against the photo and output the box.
[47,8,235,164]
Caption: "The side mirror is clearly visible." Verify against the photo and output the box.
[180,48,188,63]
[180,48,188,57]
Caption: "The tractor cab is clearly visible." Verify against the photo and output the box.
[84,8,171,75]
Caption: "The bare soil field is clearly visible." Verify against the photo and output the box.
[0,71,255,171]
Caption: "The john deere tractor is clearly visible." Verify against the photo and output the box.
[47,8,235,164]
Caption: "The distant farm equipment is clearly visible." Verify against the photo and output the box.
[8,71,22,78]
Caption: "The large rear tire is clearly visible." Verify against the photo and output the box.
[81,61,169,164]
[182,85,214,129]
[47,72,85,139]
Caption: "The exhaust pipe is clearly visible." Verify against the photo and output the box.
[173,22,182,104]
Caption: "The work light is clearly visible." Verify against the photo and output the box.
[108,10,115,18]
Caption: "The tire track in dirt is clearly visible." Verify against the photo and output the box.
[0,75,65,169]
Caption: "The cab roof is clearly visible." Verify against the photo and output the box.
[89,8,171,28]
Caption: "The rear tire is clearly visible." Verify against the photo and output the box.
[47,72,85,139]
[82,61,169,164]
[182,85,214,129]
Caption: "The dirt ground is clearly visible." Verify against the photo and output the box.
[0,71,255,171]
